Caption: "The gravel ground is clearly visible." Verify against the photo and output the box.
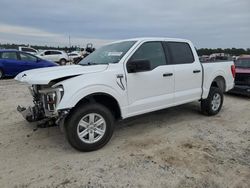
[0,79,249,188]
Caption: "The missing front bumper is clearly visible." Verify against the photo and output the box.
[17,105,45,122]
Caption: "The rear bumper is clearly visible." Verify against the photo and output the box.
[229,85,250,96]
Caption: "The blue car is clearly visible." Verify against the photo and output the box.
[0,49,58,79]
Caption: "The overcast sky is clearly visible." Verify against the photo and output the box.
[0,0,249,48]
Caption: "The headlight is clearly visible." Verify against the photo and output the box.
[39,86,64,113]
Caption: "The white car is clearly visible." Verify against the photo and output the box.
[18,46,38,55]
[15,37,235,151]
[68,51,82,62]
[37,50,69,65]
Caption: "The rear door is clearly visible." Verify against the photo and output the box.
[164,42,202,104]
[125,41,175,117]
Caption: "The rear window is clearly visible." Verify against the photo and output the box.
[235,59,250,68]
[167,42,194,64]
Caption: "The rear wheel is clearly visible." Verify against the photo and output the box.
[59,58,67,65]
[201,87,223,116]
[65,103,115,151]
[0,69,4,79]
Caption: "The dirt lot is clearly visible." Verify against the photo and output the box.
[0,79,249,188]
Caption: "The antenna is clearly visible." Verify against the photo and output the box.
[69,35,71,48]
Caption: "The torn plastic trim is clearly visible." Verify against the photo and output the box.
[48,74,82,86]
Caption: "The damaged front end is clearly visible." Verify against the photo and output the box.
[17,85,69,127]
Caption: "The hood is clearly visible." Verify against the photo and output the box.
[236,67,250,74]
[15,64,108,85]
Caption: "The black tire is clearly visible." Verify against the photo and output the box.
[65,103,115,152]
[59,59,67,65]
[0,69,4,79]
[201,87,224,116]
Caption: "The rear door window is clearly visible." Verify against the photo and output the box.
[166,42,194,64]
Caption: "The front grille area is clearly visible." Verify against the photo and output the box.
[235,73,250,86]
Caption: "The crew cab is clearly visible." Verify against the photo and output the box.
[15,38,235,151]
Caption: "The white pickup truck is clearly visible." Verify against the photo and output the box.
[15,38,235,151]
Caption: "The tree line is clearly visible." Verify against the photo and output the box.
[0,43,79,52]
[1,43,250,56]
[197,48,250,56]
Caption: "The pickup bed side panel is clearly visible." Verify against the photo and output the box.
[202,62,234,99]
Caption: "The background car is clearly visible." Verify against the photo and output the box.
[0,49,58,79]
[18,46,38,55]
[68,51,82,62]
[37,50,69,65]
[230,55,250,96]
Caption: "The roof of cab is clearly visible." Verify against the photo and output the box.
[110,37,192,44]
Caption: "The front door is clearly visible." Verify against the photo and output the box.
[125,41,175,117]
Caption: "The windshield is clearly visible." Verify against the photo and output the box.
[79,41,136,65]
[235,59,250,68]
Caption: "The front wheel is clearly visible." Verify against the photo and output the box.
[201,87,224,116]
[65,103,115,151]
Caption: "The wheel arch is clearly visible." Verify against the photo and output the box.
[210,76,226,92]
[73,92,122,120]
[202,72,227,99]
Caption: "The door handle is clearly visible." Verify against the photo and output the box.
[163,73,173,77]
[193,70,201,73]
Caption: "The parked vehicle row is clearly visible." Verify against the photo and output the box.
[0,45,98,78]
[0,49,57,79]
[15,37,235,152]
[37,50,69,65]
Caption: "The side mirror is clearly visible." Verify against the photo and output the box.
[127,59,151,73]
